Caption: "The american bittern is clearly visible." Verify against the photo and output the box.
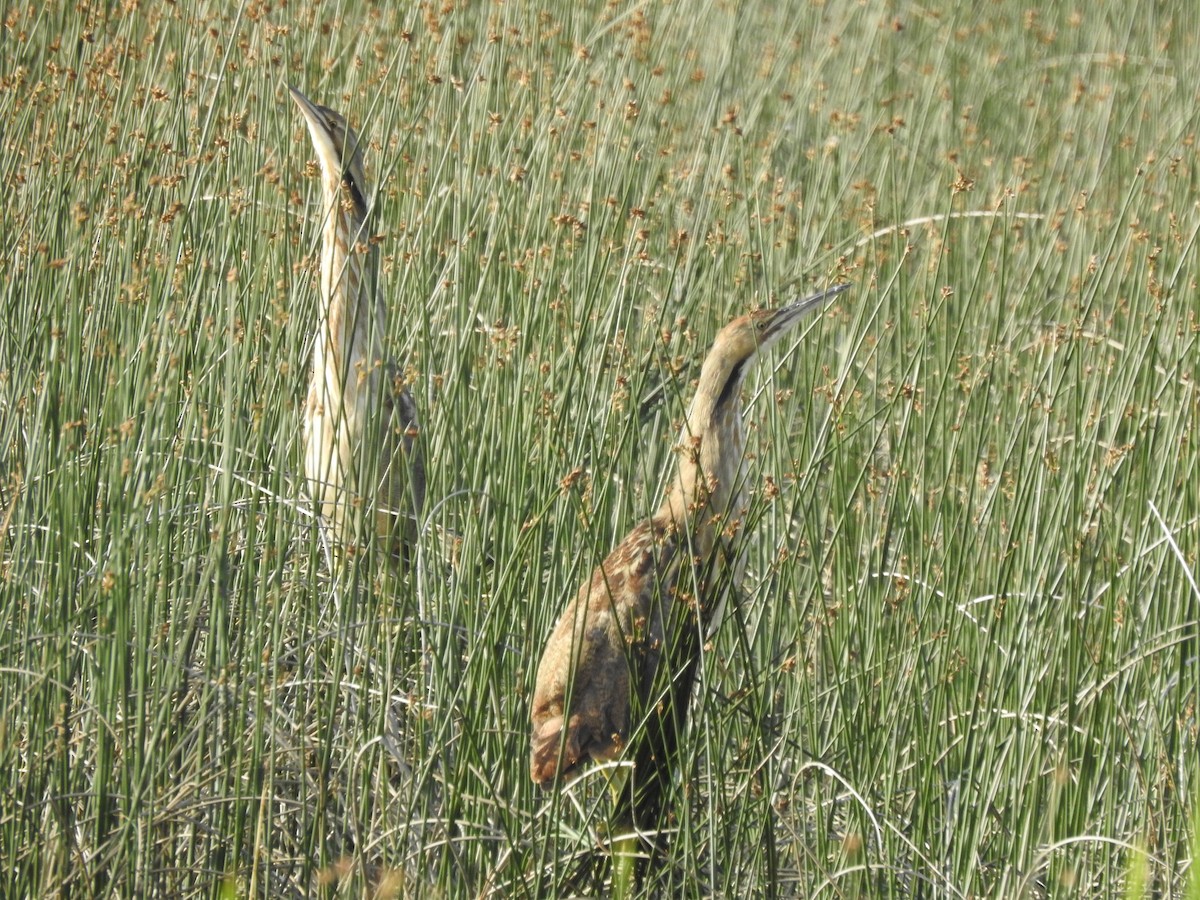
[530,282,850,833]
[290,86,424,563]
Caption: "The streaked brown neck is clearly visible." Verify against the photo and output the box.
[656,347,750,549]
[316,172,384,383]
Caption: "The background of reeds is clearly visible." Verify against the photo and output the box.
[1,1,1197,896]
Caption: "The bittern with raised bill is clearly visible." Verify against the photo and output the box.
[290,86,424,563]
[530,282,850,832]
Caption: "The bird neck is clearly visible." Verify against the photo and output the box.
[316,177,384,381]
[656,359,749,548]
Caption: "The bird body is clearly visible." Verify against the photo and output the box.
[530,283,850,815]
[290,86,424,562]
[529,518,690,786]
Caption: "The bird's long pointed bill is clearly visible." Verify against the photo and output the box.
[288,84,320,125]
[288,84,342,173]
[764,281,851,340]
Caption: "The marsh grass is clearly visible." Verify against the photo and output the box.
[1,1,1197,896]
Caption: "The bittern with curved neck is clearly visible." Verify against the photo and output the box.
[530,282,850,835]
[290,86,425,563]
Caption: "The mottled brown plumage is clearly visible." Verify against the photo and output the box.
[291,86,424,563]
[530,283,850,820]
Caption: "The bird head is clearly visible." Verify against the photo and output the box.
[289,85,369,199]
[733,281,851,358]
[703,281,851,409]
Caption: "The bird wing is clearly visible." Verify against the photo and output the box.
[379,362,427,513]
[530,521,690,787]
[356,361,424,563]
